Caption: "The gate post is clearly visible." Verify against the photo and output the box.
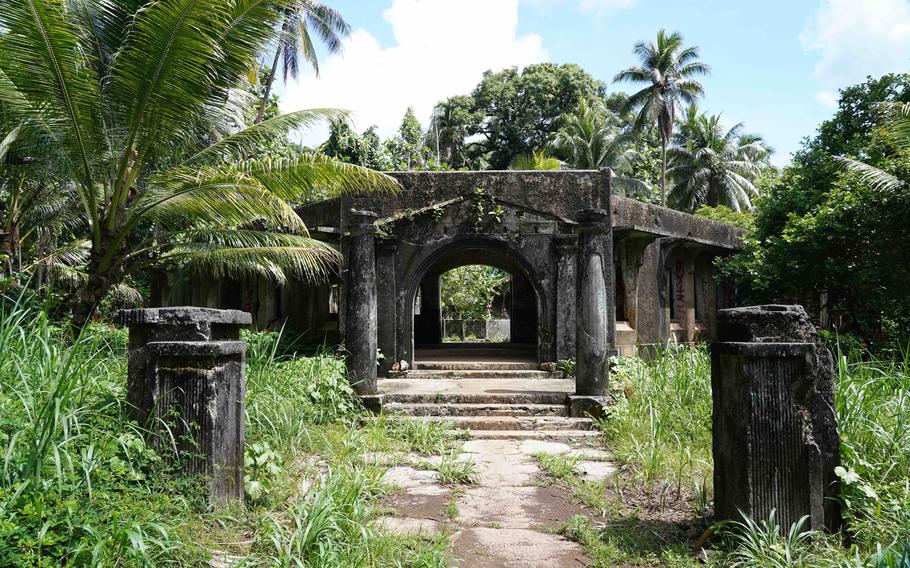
[116,307,250,507]
[343,209,381,406]
[571,208,615,418]
[712,305,840,532]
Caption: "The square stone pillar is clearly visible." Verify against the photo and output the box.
[376,239,398,376]
[115,307,251,423]
[712,305,841,532]
[116,307,251,507]
[342,209,381,404]
[571,208,615,418]
[555,235,578,361]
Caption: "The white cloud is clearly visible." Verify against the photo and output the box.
[280,0,548,147]
[802,0,910,107]
[577,0,637,13]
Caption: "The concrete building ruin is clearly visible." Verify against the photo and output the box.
[154,170,742,393]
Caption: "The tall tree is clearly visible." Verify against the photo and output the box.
[426,96,479,169]
[614,29,710,206]
[552,97,649,197]
[470,64,606,169]
[0,0,394,328]
[256,1,351,123]
[386,107,431,170]
[667,108,770,211]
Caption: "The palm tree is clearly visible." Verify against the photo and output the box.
[551,98,650,196]
[256,1,351,123]
[614,29,711,206]
[426,96,475,168]
[0,0,394,329]
[667,109,770,212]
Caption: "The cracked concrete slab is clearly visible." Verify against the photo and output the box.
[453,527,589,568]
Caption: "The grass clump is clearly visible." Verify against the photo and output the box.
[435,453,477,485]
[534,452,580,482]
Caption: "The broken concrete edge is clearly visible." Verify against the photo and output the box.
[115,306,252,327]
[716,305,817,344]
[711,342,818,357]
[567,395,611,420]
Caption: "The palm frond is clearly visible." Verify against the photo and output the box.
[836,156,905,193]
[160,229,341,284]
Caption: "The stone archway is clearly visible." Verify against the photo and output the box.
[400,236,548,367]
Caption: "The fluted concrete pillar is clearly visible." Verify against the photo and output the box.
[712,305,841,532]
[376,239,398,376]
[555,235,578,361]
[571,209,614,416]
[343,209,379,399]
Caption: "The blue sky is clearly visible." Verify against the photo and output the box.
[278,0,910,167]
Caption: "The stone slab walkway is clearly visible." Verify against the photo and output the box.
[379,438,618,567]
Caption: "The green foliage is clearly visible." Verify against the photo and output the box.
[440,265,510,320]
[467,63,608,169]
[322,120,391,170]
[509,149,562,170]
[694,205,755,230]
[724,512,815,568]
[386,107,437,170]
[725,74,910,349]
[534,453,580,481]
[0,0,395,324]
[0,299,207,566]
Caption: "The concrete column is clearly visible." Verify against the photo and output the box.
[571,208,614,416]
[712,305,841,533]
[555,235,577,361]
[617,237,653,331]
[376,239,398,376]
[343,209,379,400]
[635,239,662,357]
[116,307,251,507]
[683,249,697,344]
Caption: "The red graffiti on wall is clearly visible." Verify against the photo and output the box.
[674,260,686,316]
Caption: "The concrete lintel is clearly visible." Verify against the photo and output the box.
[115,307,252,327]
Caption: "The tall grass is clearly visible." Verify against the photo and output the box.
[602,345,713,494]
[835,346,910,553]
[599,343,910,565]
[0,297,205,566]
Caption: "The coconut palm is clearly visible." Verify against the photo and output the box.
[667,109,770,212]
[426,96,476,169]
[0,0,394,328]
[0,122,81,276]
[552,98,650,196]
[256,1,350,123]
[614,29,710,206]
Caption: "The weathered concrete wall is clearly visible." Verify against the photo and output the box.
[712,305,841,532]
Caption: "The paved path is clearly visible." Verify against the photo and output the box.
[378,438,618,567]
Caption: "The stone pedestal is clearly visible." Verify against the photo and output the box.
[574,208,614,408]
[116,307,251,506]
[343,209,380,399]
[712,305,840,532]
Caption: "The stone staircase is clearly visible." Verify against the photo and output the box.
[380,360,598,440]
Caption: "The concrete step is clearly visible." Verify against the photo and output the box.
[382,392,570,405]
[469,430,602,440]
[414,361,539,371]
[392,369,562,380]
[384,402,568,417]
[404,415,595,431]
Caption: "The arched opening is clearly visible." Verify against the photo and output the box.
[406,239,542,366]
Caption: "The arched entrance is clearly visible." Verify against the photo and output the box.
[402,237,545,366]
